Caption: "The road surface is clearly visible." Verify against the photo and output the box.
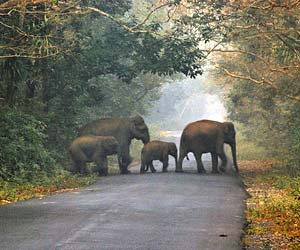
[0,137,247,250]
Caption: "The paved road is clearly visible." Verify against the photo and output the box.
[0,147,247,250]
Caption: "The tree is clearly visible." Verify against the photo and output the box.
[205,0,300,166]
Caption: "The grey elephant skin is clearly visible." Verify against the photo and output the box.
[140,140,178,173]
[78,115,150,174]
[176,119,238,173]
[69,136,119,176]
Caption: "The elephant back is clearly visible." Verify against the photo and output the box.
[78,118,127,140]
[183,120,222,137]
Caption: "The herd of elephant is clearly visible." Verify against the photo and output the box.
[68,115,239,176]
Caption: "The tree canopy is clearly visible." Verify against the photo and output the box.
[206,0,300,166]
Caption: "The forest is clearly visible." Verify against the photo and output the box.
[1,0,300,248]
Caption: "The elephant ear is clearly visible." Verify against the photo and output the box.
[223,122,235,135]
[129,115,150,144]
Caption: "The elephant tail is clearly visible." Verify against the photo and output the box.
[180,133,189,161]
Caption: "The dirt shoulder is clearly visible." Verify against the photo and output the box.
[240,160,300,250]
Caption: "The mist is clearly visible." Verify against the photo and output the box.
[146,75,227,132]
[146,75,228,162]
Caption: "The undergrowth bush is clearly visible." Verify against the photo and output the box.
[236,133,269,161]
[282,127,300,177]
[0,107,57,182]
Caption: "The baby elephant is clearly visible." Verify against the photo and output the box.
[140,140,178,173]
[69,136,119,176]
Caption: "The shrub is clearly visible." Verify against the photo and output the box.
[0,107,57,182]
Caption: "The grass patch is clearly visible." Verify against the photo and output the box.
[240,160,300,249]
[0,171,97,205]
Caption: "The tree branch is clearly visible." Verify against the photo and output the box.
[202,48,300,76]
[129,2,172,30]
[87,1,173,33]
[214,63,300,102]
[87,7,147,33]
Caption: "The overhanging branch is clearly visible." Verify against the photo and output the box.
[87,1,173,33]
[214,63,300,102]
[202,48,299,76]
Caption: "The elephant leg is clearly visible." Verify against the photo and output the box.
[194,152,206,174]
[216,143,227,172]
[71,152,87,174]
[162,157,169,172]
[218,151,227,173]
[140,160,147,174]
[176,155,184,172]
[218,153,227,172]
[94,155,108,176]
[119,147,132,174]
[120,158,132,174]
[119,156,132,174]
[98,157,108,176]
[79,162,88,175]
[211,153,219,174]
[71,160,81,174]
[149,162,156,173]
[176,150,185,173]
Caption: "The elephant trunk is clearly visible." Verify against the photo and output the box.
[230,142,239,172]
[142,130,150,145]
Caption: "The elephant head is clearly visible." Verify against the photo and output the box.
[222,122,239,172]
[168,142,178,169]
[168,142,178,159]
[129,115,150,144]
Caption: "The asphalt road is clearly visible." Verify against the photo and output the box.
[0,136,247,250]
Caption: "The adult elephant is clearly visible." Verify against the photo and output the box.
[175,120,238,174]
[78,115,150,174]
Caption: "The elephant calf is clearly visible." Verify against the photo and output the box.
[140,140,178,173]
[69,136,119,176]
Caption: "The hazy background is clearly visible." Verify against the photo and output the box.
[147,73,227,129]
[146,74,228,162]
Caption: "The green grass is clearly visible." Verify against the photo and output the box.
[0,171,97,205]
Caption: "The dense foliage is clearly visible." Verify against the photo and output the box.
[0,107,55,181]
[208,0,300,171]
